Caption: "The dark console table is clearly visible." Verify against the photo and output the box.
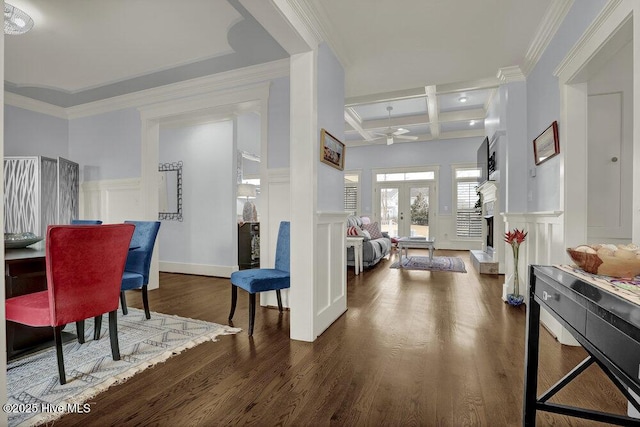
[525,265,640,426]
[4,247,52,359]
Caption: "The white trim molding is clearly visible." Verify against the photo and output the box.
[159,261,235,278]
[554,0,626,80]
[4,59,289,120]
[5,92,67,119]
[522,0,575,76]
[497,66,526,83]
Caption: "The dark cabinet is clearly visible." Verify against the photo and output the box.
[238,222,260,269]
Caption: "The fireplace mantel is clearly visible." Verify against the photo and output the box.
[471,180,504,275]
[477,180,498,202]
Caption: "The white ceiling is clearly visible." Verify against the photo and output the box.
[4,0,560,144]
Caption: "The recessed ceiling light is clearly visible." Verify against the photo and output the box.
[459,96,468,103]
[470,120,476,126]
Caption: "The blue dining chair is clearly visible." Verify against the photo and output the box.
[229,221,290,336]
[94,220,161,340]
[71,219,103,225]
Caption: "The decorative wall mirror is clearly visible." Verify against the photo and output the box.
[159,161,183,221]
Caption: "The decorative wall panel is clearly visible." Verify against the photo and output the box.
[58,157,79,225]
[4,156,79,238]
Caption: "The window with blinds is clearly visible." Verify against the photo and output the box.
[344,173,360,214]
[344,185,358,211]
[455,168,482,238]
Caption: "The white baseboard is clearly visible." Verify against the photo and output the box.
[159,261,236,278]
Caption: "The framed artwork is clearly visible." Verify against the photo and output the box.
[320,129,345,171]
[533,121,560,165]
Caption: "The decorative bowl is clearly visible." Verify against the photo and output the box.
[567,247,640,278]
[4,232,43,249]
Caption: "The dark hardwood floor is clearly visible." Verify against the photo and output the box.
[55,250,626,426]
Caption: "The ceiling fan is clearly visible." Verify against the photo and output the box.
[370,106,419,145]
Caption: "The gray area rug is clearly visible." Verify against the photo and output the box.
[390,256,467,273]
[6,308,240,426]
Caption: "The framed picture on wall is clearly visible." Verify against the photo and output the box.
[533,121,560,165]
[320,129,345,171]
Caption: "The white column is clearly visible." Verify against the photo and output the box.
[289,50,318,342]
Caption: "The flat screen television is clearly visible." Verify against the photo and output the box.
[477,136,490,185]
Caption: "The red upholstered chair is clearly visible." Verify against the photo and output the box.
[5,224,134,385]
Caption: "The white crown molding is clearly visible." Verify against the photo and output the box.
[66,59,289,119]
[434,77,501,95]
[553,0,624,79]
[6,59,288,120]
[497,66,526,83]
[297,0,350,68]
[5,92,68,119]
[276,0,323,48]
[522,0,574,76]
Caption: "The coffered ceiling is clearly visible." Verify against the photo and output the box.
[304,0,561,146]
[4,0,566,145]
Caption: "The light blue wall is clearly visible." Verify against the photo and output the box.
[237,112,260,177]
[345,137,482,217]
[4,105,68,158]
[267,77,290,169]
[68,108,142,182]
[158,121,235,267]
[317,42,346,212]
[526,0,608,211]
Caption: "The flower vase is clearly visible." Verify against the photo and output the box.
[507,247,524,306]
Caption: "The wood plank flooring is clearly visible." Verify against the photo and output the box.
[55,250,627,426]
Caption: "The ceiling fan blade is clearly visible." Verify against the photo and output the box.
[395,135,418,141]
[369,131,387,137]
[386,136,394,145]
[393,128,410,136]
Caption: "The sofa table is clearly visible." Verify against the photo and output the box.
[346,237,364,275]
[524,265,640,426]
[397,237,436,262]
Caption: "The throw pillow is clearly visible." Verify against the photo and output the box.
[347,226,362,237]
[362,222,384,239]
[361,229,371,241]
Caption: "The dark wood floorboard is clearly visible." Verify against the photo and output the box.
[53,249,627,426]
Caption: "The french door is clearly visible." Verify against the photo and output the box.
[376,182,434,238]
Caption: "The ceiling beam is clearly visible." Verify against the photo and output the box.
[360,114,430,130]
[345,87,427,107]
[439,108,485,123]
[425,85,439,138]
[344,108,375,141]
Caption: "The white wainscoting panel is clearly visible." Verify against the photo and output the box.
[80,178,142,224]
[314,212,348,338]
[260,168,291,308]
[502,211,577,345]
[80,178,160,288]
[435,214,483,251]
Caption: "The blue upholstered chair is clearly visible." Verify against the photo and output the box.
[229,221,290,336]
[94,220,161,340]
[71,219,103,225]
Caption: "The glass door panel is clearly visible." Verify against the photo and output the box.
[377,183,434,238]
[409,186,430,238]
[379,187,399,236]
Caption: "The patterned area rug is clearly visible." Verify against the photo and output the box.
[6,308,240,427]
[390,256,467,273]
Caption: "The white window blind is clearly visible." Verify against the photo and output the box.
[456,181,482,238]
[344,185,358,212]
